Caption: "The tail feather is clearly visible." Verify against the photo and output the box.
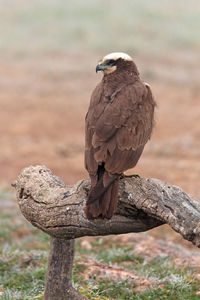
[87,173,117,205]
[107,179,119,219]
[85,199,100,219]
[99,184,112,216]
[85,172,119,220]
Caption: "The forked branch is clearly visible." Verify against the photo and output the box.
[14,165,200,247]
[13,165,200,300]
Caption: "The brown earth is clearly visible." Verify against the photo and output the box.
[0,54,199,196]
[0,53,200,247]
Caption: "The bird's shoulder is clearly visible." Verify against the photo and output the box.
[101,79,152,119]
[86,79,155,128]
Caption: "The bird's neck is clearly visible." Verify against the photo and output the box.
[102,68,139,95]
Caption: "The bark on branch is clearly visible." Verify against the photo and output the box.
[13,165,200,300]
[14,165,200,247]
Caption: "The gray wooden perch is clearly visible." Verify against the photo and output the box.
[13,165,200,300]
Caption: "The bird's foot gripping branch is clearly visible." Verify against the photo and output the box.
[13,165,200,300]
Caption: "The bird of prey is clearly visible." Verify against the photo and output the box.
[85,52,156,220]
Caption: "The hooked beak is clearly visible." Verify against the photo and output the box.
[96,61,109,73]
[96,64,103,72]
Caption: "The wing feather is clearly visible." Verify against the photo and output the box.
[85,80,155,175]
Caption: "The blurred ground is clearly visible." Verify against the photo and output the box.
[0,55,200,198]
[0,1,200,298]
[0,0,200,250]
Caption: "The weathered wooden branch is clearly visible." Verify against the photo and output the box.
[44,238,83,300]
[13,165,200,300]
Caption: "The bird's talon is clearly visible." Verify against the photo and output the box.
[121,174,140,179]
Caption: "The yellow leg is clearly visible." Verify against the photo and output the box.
[120,173,140,179]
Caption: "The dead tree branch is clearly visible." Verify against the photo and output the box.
[15,165,200,246]
[13,165,200,299]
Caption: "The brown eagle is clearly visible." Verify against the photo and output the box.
[85,52,156,220]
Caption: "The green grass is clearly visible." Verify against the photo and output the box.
[0,199,200,299]
[90,279,200,300]
[73,240,200,299]
[95,245,144,264]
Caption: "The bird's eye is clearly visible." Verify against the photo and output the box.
[107,59,116,65]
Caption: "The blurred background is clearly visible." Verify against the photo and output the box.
[0,0,200,230]
[0,0,200,298]
[0,0,200,194]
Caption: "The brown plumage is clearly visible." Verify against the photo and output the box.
[85,52,156,219]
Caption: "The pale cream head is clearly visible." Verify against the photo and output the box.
[102,52,133,63]
[96,52,133,74]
